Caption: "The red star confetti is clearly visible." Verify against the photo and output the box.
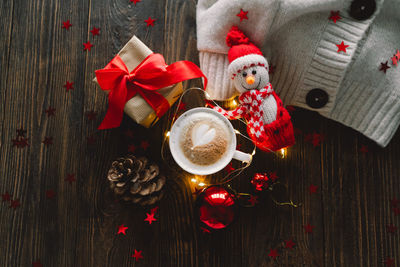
[65,173,76,184]
[16,127,26,137]
[387,224,397,234]
[309,184,318,194]
[248,195,258,205]
[141,141,150,150]
[178,102,186,111]
[380,61,390,73]
[268,249,279,260]
[90,27,100,36]
[64,81,74,92]
[86,110,97,121]
[46,189,56,199]
[32,260,43,267]
[130,0,141,4]
[10,199,20,209]
[45,106,56,116]
[144,17,156,27]
[131,250,143,261]
[87,135,96,145]
[117,224,128,235]
[224,163,235,173]
[43,136,53,146]
[396,50,400,60]
[285,240,296,249]
[392,55,398,66]
[2,192,11,202]
[391,197,400,208]
[83,41,93,51]
[124,129,135,138]
[236,9,249,22]
[304,223,315,233]
[360,145,369,154]
[305,132,325,147]
[201,227,211,233]
[269,171,278,182]
[62,20,72,30]
[150,206,159,214]
[336,41,349,53]
[144,213,157,224]
[128,144,136,153]
[12,137,29,148]
[236,143,242,150]
[385,258,395,266]
[329,11,341,23]
[268,64,275,74]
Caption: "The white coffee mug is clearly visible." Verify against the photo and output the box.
[169,107,252,175]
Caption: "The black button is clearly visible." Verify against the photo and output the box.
[306,89,329,109]
[349,0,376,20]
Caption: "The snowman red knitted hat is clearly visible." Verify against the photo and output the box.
[226,26,268,77]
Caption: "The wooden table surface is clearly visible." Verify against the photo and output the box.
[1,0,399,266]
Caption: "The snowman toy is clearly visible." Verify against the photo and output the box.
[213,26,295,152]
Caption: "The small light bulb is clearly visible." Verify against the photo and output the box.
[191,178,197,183]
[280,148,287,158]
[198,182,205,187]
[232,99,238,107]
[166,131,170,137]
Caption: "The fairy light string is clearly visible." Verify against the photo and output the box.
[160,87,298,207]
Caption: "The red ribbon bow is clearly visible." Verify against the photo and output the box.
[95,53,207,129]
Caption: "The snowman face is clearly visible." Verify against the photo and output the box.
[233,66,269,93]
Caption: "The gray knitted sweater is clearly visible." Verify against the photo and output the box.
[196,0,400,147]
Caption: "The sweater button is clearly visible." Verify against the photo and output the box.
[306,89,329,109]
[349,0,376,20]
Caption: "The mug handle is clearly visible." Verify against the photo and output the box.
[232,150,252,163]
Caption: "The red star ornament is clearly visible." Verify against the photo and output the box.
[236,9,249,22]
[304,223,315,233]
[12,137,29,148]
[269,171,278,182]
[309,184,318,194]
[380,61,390,73]
[329,11,341,23]
[150,206,159,214]
[144,17,156,27]
[124,129,135,138]
[140,140,150,150]
[178,102,186,111]
[83,41,93,51]
[285,240,296,249]
[127,144,136,153]
[2,192,11,202]
[62,20,72,30]
[144,213,157,224]
[224,163,235,173]
[387,224,397,234]
[43,136,53,146]
[65,173,76,184]
[268,249,279,260]
[46,189,56,199]
[10,199,20,209]
[45,106,56,116]
[131,250,143,261]
[130,0,141,5]
[392,55,398,66]
[90,27,100,36]
[336,41,349,53]
[385,258,395,266]
[64,81,74,92]
[32,260,43,267]
[117,224,128,235]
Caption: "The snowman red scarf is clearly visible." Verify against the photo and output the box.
[213,83,295,152]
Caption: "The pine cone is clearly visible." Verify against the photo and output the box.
[107,154,166,206]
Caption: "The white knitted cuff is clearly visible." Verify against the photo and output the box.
[199,51,238,100]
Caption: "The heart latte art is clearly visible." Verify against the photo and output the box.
[180,118,229,166]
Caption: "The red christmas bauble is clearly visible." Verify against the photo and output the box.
[196,186,236,230]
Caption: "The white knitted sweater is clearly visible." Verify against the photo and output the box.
[196,0,400,147]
